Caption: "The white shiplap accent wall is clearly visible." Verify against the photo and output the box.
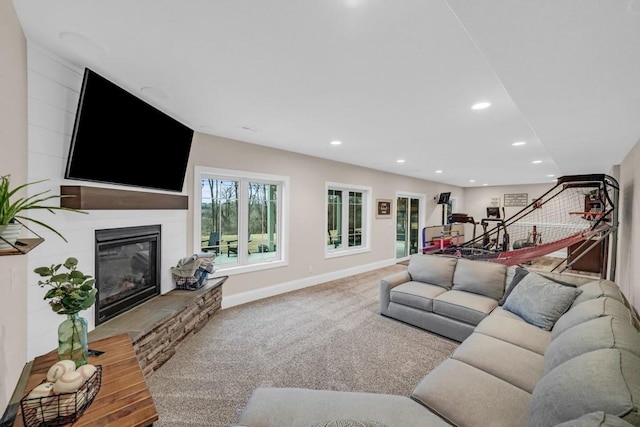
[25,44,189,359]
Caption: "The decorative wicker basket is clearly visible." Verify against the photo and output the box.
[20,365,102,427]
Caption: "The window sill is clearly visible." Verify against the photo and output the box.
[325,247,371,259]
[216,259,288,275]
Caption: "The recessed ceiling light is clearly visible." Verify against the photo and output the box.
[512,141,526,146]
[330,140,342,146]
[483,183,489,186]
[435,170,443,174]
[471,102,491,110]
[469,179,476,183]
[546,174,555,177]
[532,160,543,164]
[396,159,406,163]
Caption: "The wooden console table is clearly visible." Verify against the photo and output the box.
[11,333,158,427]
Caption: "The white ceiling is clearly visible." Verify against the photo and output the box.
[12,0,640,187]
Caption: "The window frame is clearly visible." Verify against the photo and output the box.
[194,166,289,274]
[325,181,372,258]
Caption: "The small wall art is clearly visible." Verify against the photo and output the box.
[376,199,393,219]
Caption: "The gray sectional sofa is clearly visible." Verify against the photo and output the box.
[236,254,640,427]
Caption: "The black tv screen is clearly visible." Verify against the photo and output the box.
[65,68,194,192]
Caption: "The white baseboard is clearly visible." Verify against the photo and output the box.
[221,258,398,309]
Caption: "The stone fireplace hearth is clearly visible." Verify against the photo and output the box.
[88,275,227,376]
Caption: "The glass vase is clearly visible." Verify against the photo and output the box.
[57,313,89,367]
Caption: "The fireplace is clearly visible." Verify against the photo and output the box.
[95,225,161,325]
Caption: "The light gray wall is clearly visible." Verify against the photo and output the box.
[460,182,555,242]
[0,0,28,410]
[186,133,462,299]
[462,182,556,222]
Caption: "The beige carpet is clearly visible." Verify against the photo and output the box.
[146,265,459,427]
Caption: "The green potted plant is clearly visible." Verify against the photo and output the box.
[34,257,97,367]
[0,174,87,250]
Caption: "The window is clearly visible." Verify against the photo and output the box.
[326,182,371,256]
[195,166,288,272]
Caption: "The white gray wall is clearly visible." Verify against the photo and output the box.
[24,46,189,359]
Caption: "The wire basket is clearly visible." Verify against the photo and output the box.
[20,365,102,427]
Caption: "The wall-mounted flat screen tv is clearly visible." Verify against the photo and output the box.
[65,68,194,192]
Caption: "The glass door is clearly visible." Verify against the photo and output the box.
[396,195,421,258]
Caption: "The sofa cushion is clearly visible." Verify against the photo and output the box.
[407,254,457,290]
[571,279,625,308]
[544,316,640,374]
[389,281,447,312]
[555,411,635,427]
[553,297,635,339]
[411,358,531,427]
[451,258,507,300]
[451,332,544,393]
[433,290,498,326]
[502,272,582,330]
[237,387,452,427]
[498,266,529,306]
[475,313,551,355]
[530,349,640,427]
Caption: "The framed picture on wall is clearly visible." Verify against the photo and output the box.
[376,199,393,219]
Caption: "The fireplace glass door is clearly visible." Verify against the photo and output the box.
[95,225,160,325]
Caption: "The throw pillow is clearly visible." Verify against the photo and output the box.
[538,273,578,287]
[502,272,582,330]
[303,420,389,427]
[498,267,529,306]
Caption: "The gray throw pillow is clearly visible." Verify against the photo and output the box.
[498,266,529,306]
[538,273,578,288]
[502,272,582,330]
